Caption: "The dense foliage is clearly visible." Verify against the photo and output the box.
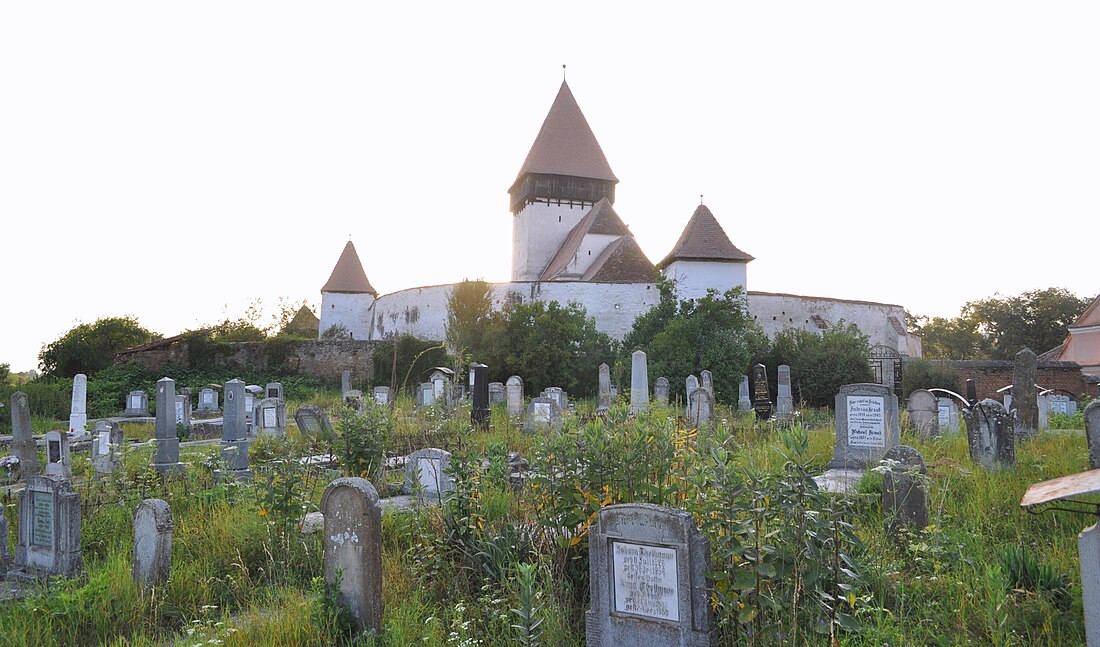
[753,321,874,407]
[38,316,159,378]
[901,358,963,399]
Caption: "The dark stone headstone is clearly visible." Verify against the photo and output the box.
[1012,348,1038,437]
[751,364,772,420]
[963,399,1015,469]
[881,445,928,532]
[470,363,490,430]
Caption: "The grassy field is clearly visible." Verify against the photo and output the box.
[0,394,1093,646]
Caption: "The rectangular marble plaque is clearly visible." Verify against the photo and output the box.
[847,395,885,448]
[175,400,184,423]
[263,407,276,428]
[938,404,950,427]
[612,541,679,622]
[130,395,141,409]
[32,491,54,548]
[417,457,441,491]
[98,431,111,455]
[1053,400,1068,415]
[202,392,213,404]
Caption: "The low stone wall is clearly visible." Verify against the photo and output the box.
[927,359,1095,400]
[116,339,381,383]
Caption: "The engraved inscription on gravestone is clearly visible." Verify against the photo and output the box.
[417,458,441,492]
[302,417,321,434]
[847,395,885,448]
[612,541,679,622]
[130,395,141,410]
[98,431,111,456]
[48,440,61,464]
[263,407,276,428]
[938,403,950,428]
[32,492,54,548]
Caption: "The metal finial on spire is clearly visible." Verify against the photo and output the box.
[700,194,704,205]
[562,64,566,81]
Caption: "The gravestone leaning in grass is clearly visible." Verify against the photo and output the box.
[133,498,172,589]
[294,405,333,439]
[11,391,40,481]
[881,445,928,533]
[963,398,1015,469]
[586,503,713,646]
[322,477,383,634]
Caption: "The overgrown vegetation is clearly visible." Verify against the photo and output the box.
[753,321,874,407]
[901,358,963,398]
[38,316,159,378]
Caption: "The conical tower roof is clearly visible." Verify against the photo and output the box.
[321,241,377,295]
[658,205,754,268]
[511,81,618,186]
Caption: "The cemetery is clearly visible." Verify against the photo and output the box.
[0,347,1097,646]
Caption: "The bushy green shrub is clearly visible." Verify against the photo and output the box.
[370,334,448,394]
[754,321,874,407]
[901,358,962,398]
[39,316,159,378]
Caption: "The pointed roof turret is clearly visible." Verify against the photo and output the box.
[657,205,755,268]
[509,82,618,213]
[321,241,377,295]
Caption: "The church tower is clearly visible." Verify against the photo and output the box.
[658,204,754,302]
[318,240,377,340]
[509,82,618,281]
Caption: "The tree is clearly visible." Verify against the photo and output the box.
[39,316,159,378]
[444,279,496,365]
[622,282,767,404]
[0,363,9,385]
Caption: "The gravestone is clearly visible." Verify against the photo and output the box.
[598,364,612,412]
[15,475,82,578]
[430,370,449,401]
[689,388,715,428]
[68,373,88,436]
[1085,401,1100,470]
[907,389,939,438]
[417,382,434,407]
[132,499,172,588]
[630,350,649,414]
[828,383,900,470]
[963,399,1015,469]
[0,506,8,577]
[341,370,352,397]
[523,396,562,433]
[124,390,149,417]
[737,375,751,412]
[881,445,928,532]
[92,420,124,475]
[372,386,392,407]
[1012,347,1038,436]
[471,363,490,429]
[294,405,333,438]
[686,375,699,419]
[44,431,71,479]
[654,378,670,406]
[1080,523,1100,647]
[1037,394,1050,431]
[775,365,793,420]
[506,376,524,418]
[936,397,960,435]
[197,387,219,411]
[1050,394,1075,416]
[751,364,772,420]
[10,391,40,480]
[700,370,714,398]
[265,382,284,401]
[254,397,287,438]
[402,448,454,500]
[544,386,566,411]
[152,378,183,473]
[321,478,383,634]
[173,394,192,428]
[586,503,713,646]
[488,382,505,404]
[244,392,256,432]
[221,379,251,480]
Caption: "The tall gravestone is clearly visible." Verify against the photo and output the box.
[586,503,713,646]
[654,377,670,406]
[1037,394,1051,431]
[630,350,649,414]
[685,375,699,420]
[174,394,192,429]
[598,364,612,412]
[10,391,39,481]
[221,380,251,479]
[775,365,793,420]
[828,383,900,469]
[321,478,383,634]
[963,399,1015,469]
[1080,522,1100,647]
[341,370,352,397]
[907,389,940,438]
[1012,347,1038,437]
[16,475,82,578]
[152,378,183,473]
[737,375,751,412]
[881,445,928,533]
[700,370,713,398]
[751,364,772,420]
[506,375,524,418]
[133,499,172,588]
[1085,401,1100,470]
[44,431,71,479]
[68,373,88,436]
[471,363,490,430]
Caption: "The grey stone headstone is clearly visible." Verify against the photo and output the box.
[152,378,182,473]
[44,431,71,479]
[265,382,284,401]
[828,383,900,469]
[68,373,88,436]
[254,398,287,439]
[543,387,566,411]
[1012,348,1038,436]
[430,371,449,401]
[737,375,751,412]
[16,475,82,578]
[173,394,191,428]
[506,375,524,418]
[963,399,1015,469]
[689,388,715,428]
[488,382,505,404]
[1079,523,1100,647]
[221,380,250,477]
[906,389,940,438]
[372,386,391,407]
[700,370,713,397]
[341,370,352,396]
[586,503,713,646]
[685,375,699,419]
[936,397,960,435]
[132,499,172,588]
[417,382,435,408]
[198,388,219,411]
[1050,395,1074,417]
[776,365,793,420]
[1037,394,1050,431]
[321,478,383,634]
[294,405,333,438]
[630,350,649,414]
[402,448,454,500]
[124,390,149,417]
[1085,401,1100,470]
[881,445,928,532]
[92,420,124,475]
[523,396,562,433]
[654,377,670,406]
[10,392,40,481]
[598,363,612,412]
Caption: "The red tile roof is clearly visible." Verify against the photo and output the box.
[539,198,629,281]
[658,204,754,268]
[321,241,377,295]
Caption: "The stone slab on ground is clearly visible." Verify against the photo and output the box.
[814,468,865,494]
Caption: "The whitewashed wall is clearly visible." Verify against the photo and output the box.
[318,291,375,340]
[663,260,748,303]
[748,291,918,356]
[511,201,592,281]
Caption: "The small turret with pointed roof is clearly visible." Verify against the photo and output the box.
[322,241,377,295]
[660,204,753,302]
[318,241,377,341]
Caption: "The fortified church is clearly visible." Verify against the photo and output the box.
[318,82,921,357]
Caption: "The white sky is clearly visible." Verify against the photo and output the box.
[2,2,1097,372]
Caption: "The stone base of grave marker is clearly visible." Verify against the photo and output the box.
[152,438,184,474]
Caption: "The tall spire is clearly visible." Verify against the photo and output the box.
[321,241,377,295]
